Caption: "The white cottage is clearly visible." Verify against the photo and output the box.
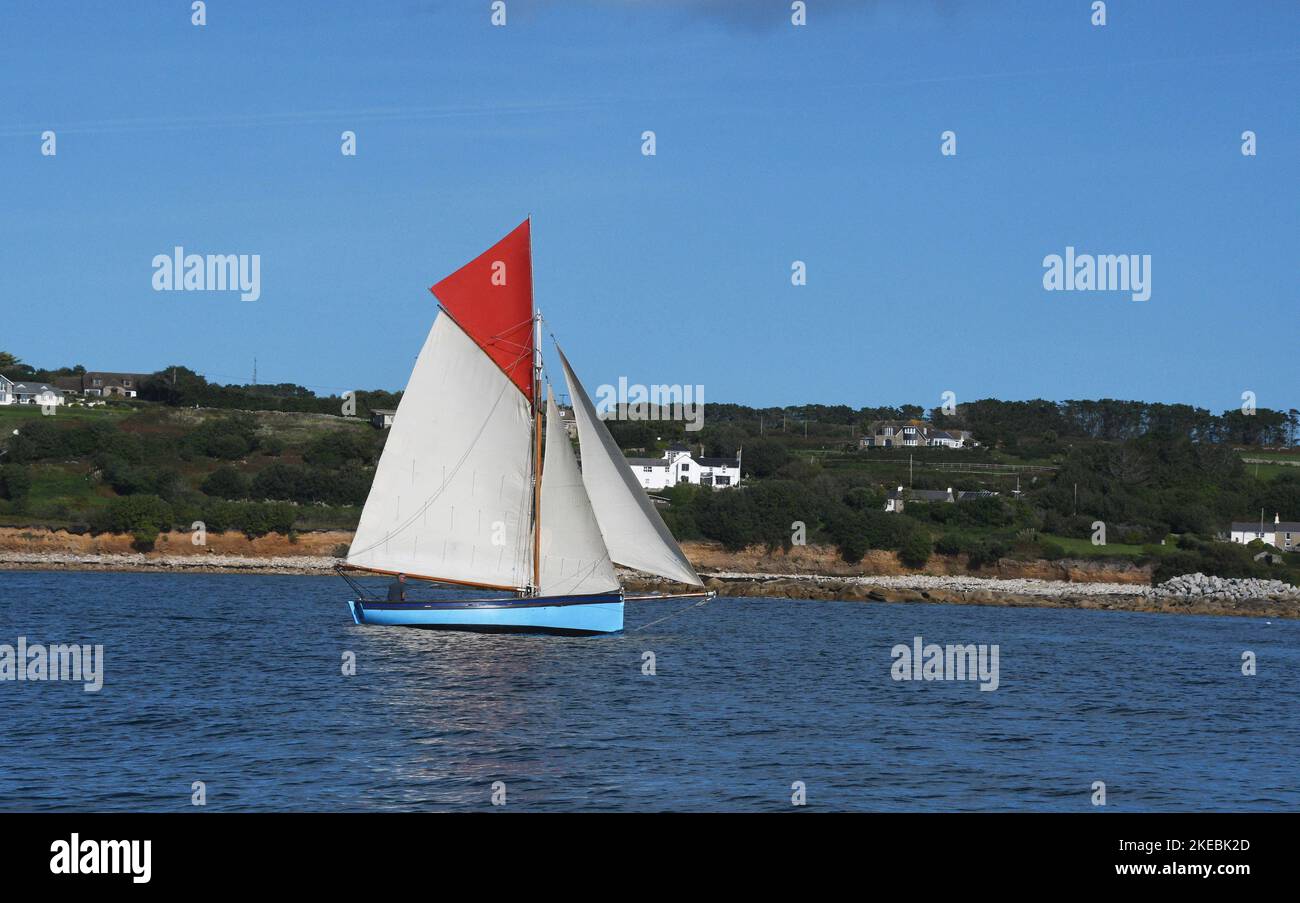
[627,444,741,491]
[1229,514,1300,552]
[0,375,13,405]
[8,381,64,407]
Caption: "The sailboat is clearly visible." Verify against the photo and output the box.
[338,219,711,635]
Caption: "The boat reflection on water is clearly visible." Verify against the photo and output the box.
[339,581,641,806]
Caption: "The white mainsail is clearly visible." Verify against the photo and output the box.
[558,349,703,587]
[538,389,621,596]
[347,314,533,589]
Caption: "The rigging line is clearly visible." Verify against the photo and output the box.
[484,316,535,344]
[629,595,713,633]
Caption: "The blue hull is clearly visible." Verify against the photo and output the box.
[347,592,624,635]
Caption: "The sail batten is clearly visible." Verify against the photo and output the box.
[558,349,704,587]
[347,314,533,589]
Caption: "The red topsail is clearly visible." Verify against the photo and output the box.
[429,218,535,400]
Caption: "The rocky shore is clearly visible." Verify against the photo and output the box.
[3,537,1297,620]
[0,550,338,576]
[624,570,1300,620]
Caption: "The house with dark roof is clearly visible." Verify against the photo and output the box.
[81,371,147,398]
[52,371,149,398]
[884,485,955,512]
[860,420,974,449]
[6,382,65,407]
[0,375,12,405]
[883,486,999,512]
[696,455,740,487]
[1229,514,1300,552]
[627,445,741,490]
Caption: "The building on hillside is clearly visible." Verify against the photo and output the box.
[1229,514,1300,552]
[7,382,65,406]
[53,371,150,398]
[0,375,12,405]
[859,420,974,449]
[84,371,147,397]
[557,405,577,439]
[884,485,954,512]
[627,443,741,491]
[369,409,396,429]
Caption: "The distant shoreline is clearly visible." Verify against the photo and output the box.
[3,544,1297,621]
[2,527,1295,620]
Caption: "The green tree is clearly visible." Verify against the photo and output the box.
[897,528,933,569]
[89,495,174,550]
[202,466,250,499]
[741,438,791,479]
[0,465,32,510]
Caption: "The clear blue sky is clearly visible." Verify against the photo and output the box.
[2,1,1297,413]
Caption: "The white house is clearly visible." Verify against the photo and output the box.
[627,444,741,490]
[0,375,12,405]
[1229,514,1300,552]
[7,381,64,407]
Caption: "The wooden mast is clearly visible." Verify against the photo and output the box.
[530,219,542,594]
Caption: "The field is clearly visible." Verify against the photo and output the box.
[1041,534,1167,559]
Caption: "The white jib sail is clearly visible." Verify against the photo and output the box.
[538,388,621,597]
[347,313,533,589]
[558,349,703,587]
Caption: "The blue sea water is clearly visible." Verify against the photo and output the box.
[1,570,1296,812]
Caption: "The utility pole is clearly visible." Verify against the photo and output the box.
[252,356,257,387]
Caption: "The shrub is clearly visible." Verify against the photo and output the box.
[897,529,932,569]
[1038,540,1067,561]
[934,534,964,556]
[838,532,868,564]
[0,465,32,507]
[200,500,296,538]
[250,462,303,501]
[132,527,159,552]
[202,465,249,500]
[303,430,377,469]
[89,494,174,538]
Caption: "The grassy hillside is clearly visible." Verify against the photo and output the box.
[0,401,376,541]
[2,395,1298,585]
